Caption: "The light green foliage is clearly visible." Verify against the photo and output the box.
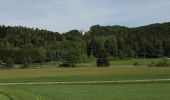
[148,57,170,67]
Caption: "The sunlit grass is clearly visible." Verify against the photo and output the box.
[1,83,170,100]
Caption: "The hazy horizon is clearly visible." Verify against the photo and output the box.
[1,0,170,32]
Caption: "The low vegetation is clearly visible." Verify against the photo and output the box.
[148,57,170,67]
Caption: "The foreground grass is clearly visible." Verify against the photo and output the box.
[0,83,170,100]
[0,67,170,83]
[0,93,10,100]
[0,63,170,100]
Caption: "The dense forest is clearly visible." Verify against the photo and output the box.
[0,22,170,67]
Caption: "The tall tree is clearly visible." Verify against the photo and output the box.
[104,35,118,57]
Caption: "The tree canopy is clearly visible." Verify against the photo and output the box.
[0,22,170,67]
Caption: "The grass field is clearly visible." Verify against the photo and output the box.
[0,67,170,83]
[0,93,10,100]
[0,83,170,100]
[0,58,170,100]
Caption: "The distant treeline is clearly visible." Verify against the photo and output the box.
[0,22,170,66]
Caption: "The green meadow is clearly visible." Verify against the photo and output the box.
[0,66,170,83]
[0,58,170,100]
[0,83,170,100]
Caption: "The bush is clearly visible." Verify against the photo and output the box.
[133,62,139,66]
[156,57,169,67]
[148,57,170,67]
[96,48,110,67]
[97,58,110,67]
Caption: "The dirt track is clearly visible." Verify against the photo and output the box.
[0,79,170,85]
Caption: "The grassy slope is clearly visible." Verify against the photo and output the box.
[0,67,170,82]
[0,93,10,100]
[0,83,170,100]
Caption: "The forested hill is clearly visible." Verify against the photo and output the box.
[0,22,170,65]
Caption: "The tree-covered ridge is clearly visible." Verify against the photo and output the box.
[87,22,170,58]
[0,22,170,67]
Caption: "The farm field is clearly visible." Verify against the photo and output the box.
[0,83,170,100]
[0,59,170,100]
[0,67,170,83]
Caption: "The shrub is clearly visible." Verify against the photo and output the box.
[97,58,110,67]
[133,62,139,66]
[148,57,170,67]
[156,57,169,67]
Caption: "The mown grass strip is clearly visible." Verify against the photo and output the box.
[0,79,170,85]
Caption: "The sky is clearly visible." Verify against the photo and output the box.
[0,0,170,33]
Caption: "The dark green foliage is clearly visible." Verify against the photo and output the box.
[5,58,14,69]
[0,60,3,68]
[97,58,110,67]
[63,30,82,42]
[0,49,13,62]
[89,23,170,58]
[0,22,170,68]
[58,49,78,67]
[21,57,31,69]
[133,62,139,66]
[96,49,110,67]
[56,39,86,67]
[90,36,106,57]
[104,36,118,56]
[0,60,3,65]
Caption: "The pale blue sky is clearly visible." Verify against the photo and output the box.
[0,0,170,32]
